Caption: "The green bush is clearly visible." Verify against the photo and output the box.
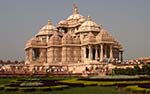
[19,87,35,92]
[5,87,18,91]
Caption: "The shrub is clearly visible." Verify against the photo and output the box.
[5,87,18,91]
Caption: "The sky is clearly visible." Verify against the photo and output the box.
[0,0,150,61]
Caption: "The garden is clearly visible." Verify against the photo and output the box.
[0,76,150,94]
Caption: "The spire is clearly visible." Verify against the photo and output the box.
[73,4,79,14]
[87,15,92,21]
[48,19,51,25]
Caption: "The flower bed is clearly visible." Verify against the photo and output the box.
[20,82,43,87]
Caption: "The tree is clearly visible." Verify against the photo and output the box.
[133,65,141,75]
[125,67,134,75]
[141,64,150,75]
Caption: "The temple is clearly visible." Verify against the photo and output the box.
[25,5,123,74]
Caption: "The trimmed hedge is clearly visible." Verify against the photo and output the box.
[98,82,116,86]
[36,87,51,92]
[5,87,18,91]
[50,85,69,91]
[19,87,35,92]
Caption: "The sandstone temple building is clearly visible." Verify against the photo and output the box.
[25,5,123,74]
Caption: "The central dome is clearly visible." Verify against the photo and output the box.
[66,4,85,27]
[67,14,85,21]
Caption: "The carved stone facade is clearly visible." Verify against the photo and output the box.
[25,5,124,74]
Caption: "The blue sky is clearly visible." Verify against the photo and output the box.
[0,0,150,60]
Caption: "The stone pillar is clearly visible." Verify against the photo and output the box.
[104,45,107,58]
[109,45,113,62]
[89,45,92,60]
[29,48,33,61]
[95,46,98,60]
[46,36,49,43]
[81,46,85,63]
[100,44,104,62]
[84,46,86,59]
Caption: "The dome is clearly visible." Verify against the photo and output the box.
[84,32,96,43]
[66,4,85,27]
[96,29,115,43]
[36,19,57,36]
[62,33,73,44]
[48,32,61,45]
[78,16,101,33]
[67,14,85,21]
[58,20,67,25]
[113,38,123,50]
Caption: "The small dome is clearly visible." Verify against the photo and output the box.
[96,29,115,43]
[113,38,123,50]
[78,16,101,33]
[57,20,68,27]
[48,32,61,45]
[58,20,68,25]
[36,19,57,36]
[84,32,96,43]
[62,33,73,44]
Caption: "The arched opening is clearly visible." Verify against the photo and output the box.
[32,48,40,60]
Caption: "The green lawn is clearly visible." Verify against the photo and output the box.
[0,86,119,94]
